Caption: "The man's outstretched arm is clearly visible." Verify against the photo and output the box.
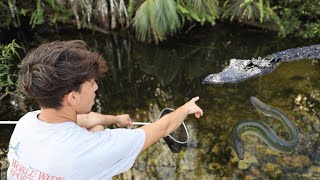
[139,96,203,152]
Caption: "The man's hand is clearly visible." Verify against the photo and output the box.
[182,96,203,118]
[116,114,133,128]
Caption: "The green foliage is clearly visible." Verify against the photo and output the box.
[2,0,72,29]
[177,0,219,25]
[128,0,135,20]
[0,40,22,94]
[133,0,219,43]
[133,0,181,43]
[222,0,320,38]
[0,0,319,43]
[222,0,280,24]
[278,0,320,38]
[0,2,12,28]
[299,23,320,39]
[45,0,73,24]
[30,0,45,28]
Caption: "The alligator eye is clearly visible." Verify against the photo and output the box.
[244,62,254,70]
[247,62,254,67]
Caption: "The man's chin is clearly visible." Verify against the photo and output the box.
[78,108,93,114]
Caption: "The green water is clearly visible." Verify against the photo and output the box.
[0,23,319,179]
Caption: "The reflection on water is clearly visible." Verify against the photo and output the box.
[0,23,319,179]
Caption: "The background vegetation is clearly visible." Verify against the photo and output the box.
[0,0,319,43]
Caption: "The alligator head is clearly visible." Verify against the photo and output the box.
[202,57,277,84]
[202,44,320,84]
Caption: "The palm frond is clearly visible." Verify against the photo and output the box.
[133,0,153,42]
[133,0,181,43]
[154,0,181,34]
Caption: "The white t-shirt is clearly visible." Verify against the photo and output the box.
[7,110,145,180]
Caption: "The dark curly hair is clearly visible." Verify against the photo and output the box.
[18,40,108,109]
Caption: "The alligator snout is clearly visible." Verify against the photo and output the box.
[202,74,221,84]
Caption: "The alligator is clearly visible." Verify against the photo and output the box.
[202,44,320,84]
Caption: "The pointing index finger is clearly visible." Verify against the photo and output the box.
[191,96,200,102]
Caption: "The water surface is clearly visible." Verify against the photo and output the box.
[0,23,319,179]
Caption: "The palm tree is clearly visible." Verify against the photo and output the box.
[133,0,219,43]
[133,0,181,44]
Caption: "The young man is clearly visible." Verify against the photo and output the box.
[7,40,203,179]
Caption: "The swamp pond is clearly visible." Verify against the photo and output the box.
[0,23,319,179]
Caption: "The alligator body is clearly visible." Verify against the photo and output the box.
[202,44,320,84]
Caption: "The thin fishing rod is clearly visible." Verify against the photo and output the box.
[132,121,190,144]
[0,121,18,125]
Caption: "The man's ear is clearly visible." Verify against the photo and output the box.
[66,91,77,106]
